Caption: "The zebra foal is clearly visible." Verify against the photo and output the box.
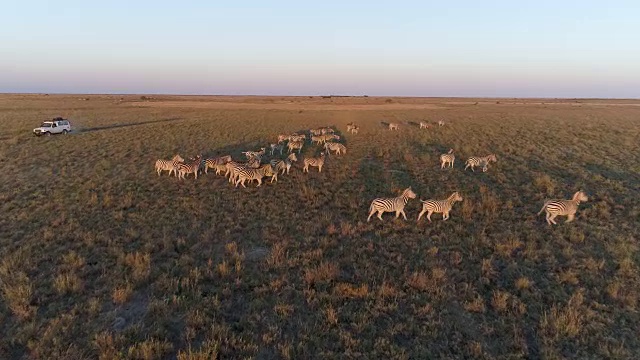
[440,149,455,169]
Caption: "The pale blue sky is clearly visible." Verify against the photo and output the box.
[1,1,639,97]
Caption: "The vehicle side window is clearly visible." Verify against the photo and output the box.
[53,123,57,127]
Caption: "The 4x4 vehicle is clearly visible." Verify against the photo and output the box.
[33,117,71,136]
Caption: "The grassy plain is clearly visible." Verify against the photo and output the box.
[0,94,639,359]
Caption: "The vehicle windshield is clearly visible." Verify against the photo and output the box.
[40,123,52,127]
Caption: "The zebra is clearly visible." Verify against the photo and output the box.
[204,155,232,175]
[323,134,340,142]
[270,153,298,176]
[270,143,285,156]
[537,190,589,225]
[246,157,261,168]
[288,134,306,142]
[417,192,463,222]
[277,134,289,144]
[324,142,347,155]
[419,121,430,129]
[225,159,260,184]
[243,148,266,161]
[440,149,455,169]
[438,120,445,127]
[225,161,245,183]
[465,154,497,172]
[321,127,335,134]
[389,123,399,130]
[310,128,323,136]
[311,135,325,145]
[346,123,356,132]
[288,140,304,154]
[155,154,184,176]
[303,152,326,173]
[367,187,417,222]
[234,164,275,188]
[176,155,202,180]
[350,125,359,134]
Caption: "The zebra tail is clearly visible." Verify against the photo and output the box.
[537,203,547,215]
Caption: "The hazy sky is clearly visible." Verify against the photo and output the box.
[1,1,639,97]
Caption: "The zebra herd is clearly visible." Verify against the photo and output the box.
[368,121,588,225]
[156,119,588,225]
[154,126,348,188]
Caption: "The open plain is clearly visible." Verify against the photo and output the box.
[1,94,639,359]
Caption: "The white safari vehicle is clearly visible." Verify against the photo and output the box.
[33,117,71,136]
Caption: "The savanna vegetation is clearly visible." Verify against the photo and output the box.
[1,94,639,359]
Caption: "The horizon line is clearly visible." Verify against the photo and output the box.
[2,92,638,101]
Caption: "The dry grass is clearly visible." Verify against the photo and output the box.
[1,94,639,358]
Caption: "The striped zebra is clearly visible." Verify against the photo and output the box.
[225,161,244,183]
[310,128,323,136]
[303,153,326,173]
[321,127,335,134]
[270,153,298,177]
[323,134,340,142]
[419,121,430,129]
[438,120,445,127]
[288,134,306,142]
[324,142,347,155]
[277,134,289,144]
[234,164,275,188]
[440,149,455,169]
[155,154,184,176]
[176,155,202,180]
[243,148,266,161]
[270,143,284,155]
[537,191,589,225]
[367,187,417,222]
[389,123,399,130]
[246,157,261,168]
[288,140,304,154]
[311,135,325,145]
[204,155,232,175]
[417,192,463,222]
[465,154,497,172]
[346,123,356,132]
[350,125,359,134]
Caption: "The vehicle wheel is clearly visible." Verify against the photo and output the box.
[63,130,68,135]
[45,132,51,136]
